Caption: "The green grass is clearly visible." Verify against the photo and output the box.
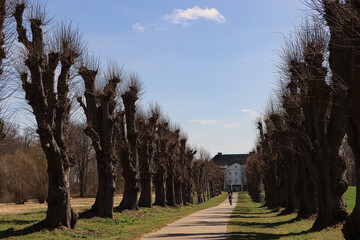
[227,189,358,240]
[344,186,356,212]
[0,193,227,239]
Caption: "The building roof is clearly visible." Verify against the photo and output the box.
[212,152,248,166]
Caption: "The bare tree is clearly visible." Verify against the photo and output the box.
[115,75,142,211]
[78,62,122,218]
[137,105,160,208]
[315,0,360,237]
[13,2,82,228]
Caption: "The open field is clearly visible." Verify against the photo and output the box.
[0,193,227,239]
[227,187,356,240]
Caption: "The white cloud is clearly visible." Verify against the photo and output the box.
[190,120,222,125]
[241,109,252,113]
[132,22,146,32]
[242,109,263,119]
[164,6,226,26]
[132,23,167,32]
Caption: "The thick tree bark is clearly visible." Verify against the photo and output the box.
[117,146,140,210]
[44,147,77,229]
[174,181,183,205]
[91,155,116,217]
[138,133,152,208]
[297,153,317,219]
[153,170,167,207]
[138,171,152,208]
[138,115,158,208]
[181,182,188,204]
[166,172,176,206]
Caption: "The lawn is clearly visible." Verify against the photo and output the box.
[227,187,356,240]
[0,193,227,239]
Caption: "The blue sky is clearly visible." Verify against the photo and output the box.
[22,0,305,156]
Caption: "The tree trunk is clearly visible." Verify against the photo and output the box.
[166,174,176,206]
[138,171,152,208]
[343,120,360,239]
[297,153,317,219]
[153,172,167,207]
[138,134,154,208]
[313,143,348,228]
[91,155,116,218]
[79,168,87,198]
[174,181,183,205]
[119,176,140,210]
[44,148,77,229]
[182,182,188,204]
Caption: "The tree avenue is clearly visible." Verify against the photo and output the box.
[245,1,360,239]
[0,0,225,231]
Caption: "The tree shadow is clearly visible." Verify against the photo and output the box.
[78,209,96,219]
[229,217,301,228]
[0,220,45,239]
[147,232,228,239]
[227,229,317,240]
[0,219,37,225]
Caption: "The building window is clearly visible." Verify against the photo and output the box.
[229,179,231,184]
[235,179,238,183]
[235,172,238,175]
[235,165,237,168]
[228,172,231,175]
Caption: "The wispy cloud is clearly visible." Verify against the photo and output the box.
[164,6,226,26]
[132,23,167,32]
[190,120,222,125]
[132,22,146,32]
[242,109,263,118]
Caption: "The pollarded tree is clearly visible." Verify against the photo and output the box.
[245,151,262,203]
[318,0,360,237]
[184,148,196,204]
[175,136,187,205]
[301,24,348,228]
[153,121,169,207]
[137,105,159,208]
[78,62,122,218]
[116,76,142,211]
[165,129,180,206]
[13,2,83,228]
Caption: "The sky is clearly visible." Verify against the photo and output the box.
[14,0,307,157]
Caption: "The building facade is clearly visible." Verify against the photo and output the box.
[213,152,248,192]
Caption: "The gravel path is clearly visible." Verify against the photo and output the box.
[142,192,238,240]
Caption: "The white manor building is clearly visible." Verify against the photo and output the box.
[213,153,248,192]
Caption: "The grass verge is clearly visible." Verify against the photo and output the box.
[0,193,227,239]
[226,192,353,240]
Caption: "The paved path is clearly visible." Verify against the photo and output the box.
[142,193,238,240]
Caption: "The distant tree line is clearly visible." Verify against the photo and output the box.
[245,1,360,239]
[0,0,224,230]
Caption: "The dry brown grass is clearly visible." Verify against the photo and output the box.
[0,194,125,214]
